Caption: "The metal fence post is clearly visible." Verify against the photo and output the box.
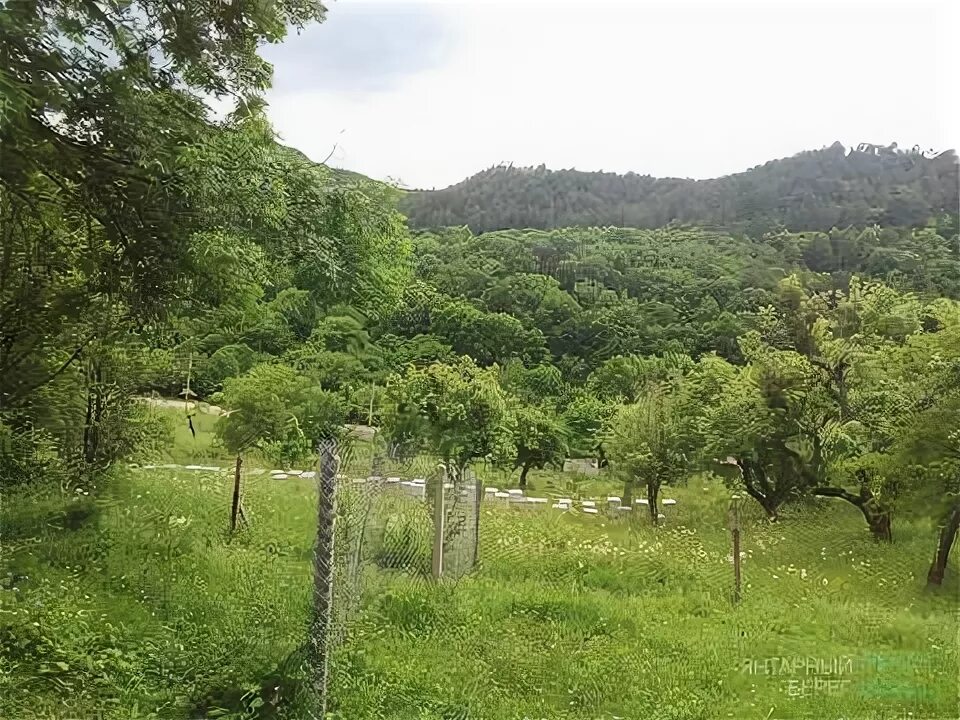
[310,438,339,718]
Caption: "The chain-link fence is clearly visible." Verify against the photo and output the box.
[304,437,483,716]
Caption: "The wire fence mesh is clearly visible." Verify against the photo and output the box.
[298,437,485,716]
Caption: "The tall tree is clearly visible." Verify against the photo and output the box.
[0,0,329,466]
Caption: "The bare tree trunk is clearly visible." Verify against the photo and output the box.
[229,454,242,533]
[83,383,95,465]
[310,439,339,718]
[518,462,531,488]
[927,502,960,587]
[596,443,608,469]
[812,485,893,542]
[647,480,659,526]
[471,467,482,570]
[745,490,781,522]
[621,478,634,507]
[743,471,781,522]
[870,512,892,543]
[741,463,780,521]
[82,361,102,466]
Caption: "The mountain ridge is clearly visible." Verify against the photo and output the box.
[398,142,959,235]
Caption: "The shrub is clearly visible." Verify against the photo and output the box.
[0,420,68,489]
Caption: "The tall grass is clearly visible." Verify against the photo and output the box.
[1,410,956,719]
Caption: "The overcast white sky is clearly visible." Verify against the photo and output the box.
[260,0,960,190]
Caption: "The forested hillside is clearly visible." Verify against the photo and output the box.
[403,223,960,374]
[401,143,959,235]
[3,0,960,716]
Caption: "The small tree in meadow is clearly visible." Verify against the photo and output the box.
[562,393,616,466]
[509,403,570,488]
[215,363,346,468]
[212,363,346,531]
[607,382,700,525]
[381,357,515,476]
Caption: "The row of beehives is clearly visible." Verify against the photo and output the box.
[367,476,679,515]
[136,464,675,513]
[483,487,677,515]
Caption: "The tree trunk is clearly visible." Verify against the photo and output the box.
[740,461,780,521]
[229,454,242,533]
[81,361,105,467]
[596,443,608,469]
[518,463,531,489]
[811,486,892,542]
[927,502,960,587]
[759,496,780,522]
[867,511,892,543]
[621,478,634,508]
[647,480,660,526]
[742,482,779,521]
[82,385,95,465]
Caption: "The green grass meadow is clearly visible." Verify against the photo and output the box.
[1,407,957,719]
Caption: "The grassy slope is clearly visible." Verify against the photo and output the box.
[1,408,957,719]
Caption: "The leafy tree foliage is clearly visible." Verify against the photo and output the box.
[1,0,325,398]
[431,300,548,367]
[214,363,346,467]
[879,303,960,583]
[402,223,960,384]
[607,379,701,524]
[700,339,829,521]
[381,357,515,471]
[561,393,616,463]
[499,362,569,407]
[507,404,569,488]
[0,0,417,478]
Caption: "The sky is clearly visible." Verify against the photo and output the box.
[259,0,960,190]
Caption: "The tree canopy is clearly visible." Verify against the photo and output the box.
[401,144,959,236]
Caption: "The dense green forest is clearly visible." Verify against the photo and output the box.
[2,0,959,565]
[401,144,960,236]
[2,0,960,716]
